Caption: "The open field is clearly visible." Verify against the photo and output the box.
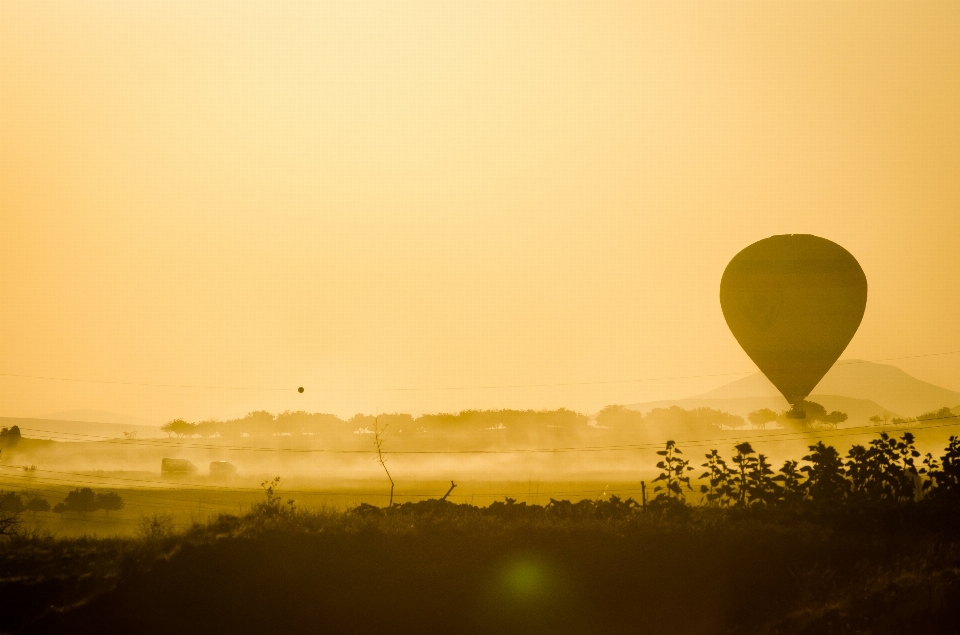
[0,479,645,538]
[5,413,960,537]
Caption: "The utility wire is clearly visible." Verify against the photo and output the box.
[17,413,960,455]
[1,349,958,393]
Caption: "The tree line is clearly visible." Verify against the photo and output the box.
[161,403,960,439]
[0,487,125,534]
[160,408,591,438]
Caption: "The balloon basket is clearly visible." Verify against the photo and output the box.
[786,405,807,419]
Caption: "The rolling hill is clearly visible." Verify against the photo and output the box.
[626,360,960,422]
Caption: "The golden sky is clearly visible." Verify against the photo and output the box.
[2,1,959,422]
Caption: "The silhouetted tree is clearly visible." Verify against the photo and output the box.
[23,494,50,518]
[801,401,828,421]
[747,408,778,430]
[194,419,223,438]
[59,488,99,518]
[595,405,644,428]
[820,411,848,429]
[95,492,125,516]
[0,491,24,514]
[0,426,21,448]
[918,407,957,422]
[0,490,25,536]
[161,418,196,438]
[869,414,889,427]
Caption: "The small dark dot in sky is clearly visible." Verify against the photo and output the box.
[298,387,304,393]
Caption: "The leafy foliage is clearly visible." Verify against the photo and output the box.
[729,442,758,504]
[699,449,733,506]
[23,494,50,516]
[800,441,848,503]
[0,491,25,514]
[251,476,295,519]
[652,440,693,503]
[594,405,644,428]
[747,408,778,429]
[0,425,21,448]
[746,452,779,505]
[96,492,125,515]
[845,432,921,503]
[773,460,804,505]
[136,513,175,541]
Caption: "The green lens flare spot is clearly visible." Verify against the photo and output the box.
[504,560,547,600]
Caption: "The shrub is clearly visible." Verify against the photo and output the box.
[251,477,295,519]
[136,513,175,541]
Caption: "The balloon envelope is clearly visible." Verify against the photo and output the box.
[720,234,867,407]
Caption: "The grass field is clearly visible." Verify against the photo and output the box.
[1,475,648,537]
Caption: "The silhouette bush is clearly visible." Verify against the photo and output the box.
[136,513,175,541]
[54,488,124,518]
[0,491,24,537]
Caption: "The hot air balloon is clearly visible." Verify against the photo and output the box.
[720,235,867,417]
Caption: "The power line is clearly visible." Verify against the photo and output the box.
[2,349,958,393]
[0,373,295,391]
[16,413,960,456]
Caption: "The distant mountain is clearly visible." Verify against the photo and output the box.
[38,409,158,427]
[688,360,960,418]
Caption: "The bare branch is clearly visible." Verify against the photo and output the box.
[373,416,395,507]
[441,481,457,501]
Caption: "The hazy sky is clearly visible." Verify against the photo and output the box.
[2,2,959,422]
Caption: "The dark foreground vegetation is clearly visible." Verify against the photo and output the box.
[5,433,960,634]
